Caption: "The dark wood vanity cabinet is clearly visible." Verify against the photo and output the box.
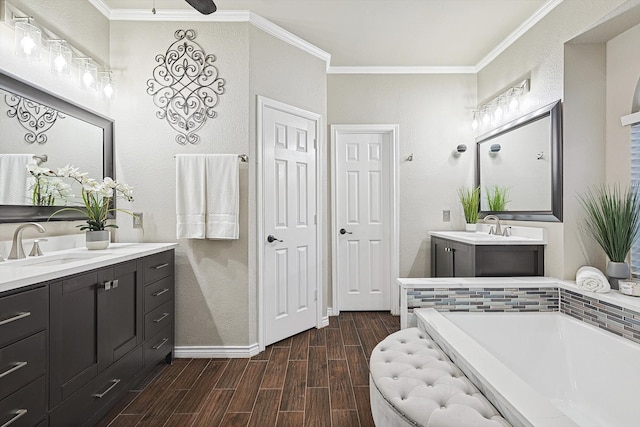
[0,249,175,427]
[431,237,544,277]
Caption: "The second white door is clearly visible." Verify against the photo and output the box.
[332,125,398,312]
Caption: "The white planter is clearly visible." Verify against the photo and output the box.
[86,230,110,250]
[465,223,477,232]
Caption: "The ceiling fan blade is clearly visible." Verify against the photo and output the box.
[185,0,217,14]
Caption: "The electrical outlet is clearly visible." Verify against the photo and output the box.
[442,210,451,222]
[133,212,143,229]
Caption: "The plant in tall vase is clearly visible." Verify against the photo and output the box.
[485,185,510,211]
[457,186,480,231]
[578,184,640,289]
[49,165,135,249]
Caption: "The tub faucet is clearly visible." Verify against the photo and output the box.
[484,215,502,235]
[8,223,46,260]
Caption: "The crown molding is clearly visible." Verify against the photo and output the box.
[327,66,477,75]
[87,0,111,18]
[475,0,563,71]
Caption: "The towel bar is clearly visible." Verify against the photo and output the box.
[174,154,248,162]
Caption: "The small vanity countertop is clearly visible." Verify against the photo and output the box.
[429,225,546,245]
[0,242,178,294]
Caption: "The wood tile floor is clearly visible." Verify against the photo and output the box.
[98,311,400,427]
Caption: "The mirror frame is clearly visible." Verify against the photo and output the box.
[0,70,114,223]
[475,100,563,222]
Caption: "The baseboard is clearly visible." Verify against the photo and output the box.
[327,307,333,316]
[174,343,260,358]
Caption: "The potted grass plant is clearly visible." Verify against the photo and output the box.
[457,186,480,231]
[485,185,510,211]
[578,184,640,289]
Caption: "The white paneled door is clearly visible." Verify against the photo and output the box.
[263,101,319,346]
[332,125,398,312]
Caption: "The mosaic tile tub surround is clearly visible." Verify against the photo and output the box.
[399,279,640,346]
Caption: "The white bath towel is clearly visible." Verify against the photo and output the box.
[175,154,239,240]
[0,154,35,205]
[575,266,611,293]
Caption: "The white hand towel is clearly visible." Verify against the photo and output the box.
[0,154,35,205]
[205,154,239,240]
[176,155,207,239]
[175,154,239,240]
[575,266,611,293]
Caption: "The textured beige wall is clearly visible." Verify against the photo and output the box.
[247,26,327,340]
[328,74,477,279]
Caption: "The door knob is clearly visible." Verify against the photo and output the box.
[339,228,353,235]
[267,235,283,243]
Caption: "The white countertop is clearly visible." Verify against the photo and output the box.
[429,229,546,245]
[0,242,178,294]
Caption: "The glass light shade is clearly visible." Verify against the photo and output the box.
[79,60,98,91]
[15,21,41,61]
[49,41,72,77]
[101,75,115,100]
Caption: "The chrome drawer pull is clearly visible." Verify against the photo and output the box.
[0,361,27,379]
[1,409,27,427]
[92,378,121,399]
[0,312,31,326]
[153,263,169,270]
[152,288,170,297]
[153,312,170,323]
[152,338,169,350]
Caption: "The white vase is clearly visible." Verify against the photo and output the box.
[86,230,110,250]
[465,223,477,232]
[606,261,629,290]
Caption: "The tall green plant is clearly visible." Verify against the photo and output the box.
[578,184,640,262]
[457,186,480,224]
[486,185,509,211]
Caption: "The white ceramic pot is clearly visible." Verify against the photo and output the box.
[465,223,477,232]
[86,230,110,250]
[606,261,629,290]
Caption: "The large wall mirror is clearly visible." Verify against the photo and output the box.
[476,100,562,222]
[0,70,113,223]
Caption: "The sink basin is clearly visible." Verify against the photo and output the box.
[1,252,105,267]
[437,231,514,241]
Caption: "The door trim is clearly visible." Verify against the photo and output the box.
[330,124,400,315]
[257,96,323,352]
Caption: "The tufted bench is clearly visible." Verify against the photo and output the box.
[369,327,511,427]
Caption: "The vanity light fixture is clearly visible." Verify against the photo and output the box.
[49,40,71,77]
[79,58,98,92]
[452,144,467,158]
[14,17,41,61]
[472,79,529,131]
[489,143,502,157]
[100,71,115,100]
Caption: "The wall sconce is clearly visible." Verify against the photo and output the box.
[489,143,501,157]
[49,40,71,77]
[14,18,41,61]
[452,144,467,158]
[471,79,529,131]
[100,71,115,100]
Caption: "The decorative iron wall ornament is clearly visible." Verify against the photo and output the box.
[146,29,226,145]
[5,93,64,144]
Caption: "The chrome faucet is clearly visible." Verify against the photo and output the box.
[484,215,502,236]
[8,223,46,260]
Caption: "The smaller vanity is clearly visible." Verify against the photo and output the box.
[430,226,545,277]
[0,242,177,427]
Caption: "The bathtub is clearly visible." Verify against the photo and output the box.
[415,308,640,427]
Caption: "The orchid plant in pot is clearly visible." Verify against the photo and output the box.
[50,165,135,249]
[457,186,480,231]
[579,184,640,289]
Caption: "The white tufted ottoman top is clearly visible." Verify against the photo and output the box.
[370,327,511,427]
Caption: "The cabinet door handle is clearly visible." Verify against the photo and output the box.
[92,379,121,399]
[152,288,170,297]
[0,312,30,326]
[154,263,170,270]
[152,338,169,350]
[112,279,119,289]
[0,361,27,379]
[1,409,27,427]
[153,312,170,323]
[99,281,112,291]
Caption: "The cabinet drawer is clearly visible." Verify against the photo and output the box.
[144,276,174,313]
[145,301,173,340]
[0,376,46,427]
[143,251,174,285]
[144,326,173,368]
[50,346,143,427]
[0,331,46,402]
[0,287,47,348]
